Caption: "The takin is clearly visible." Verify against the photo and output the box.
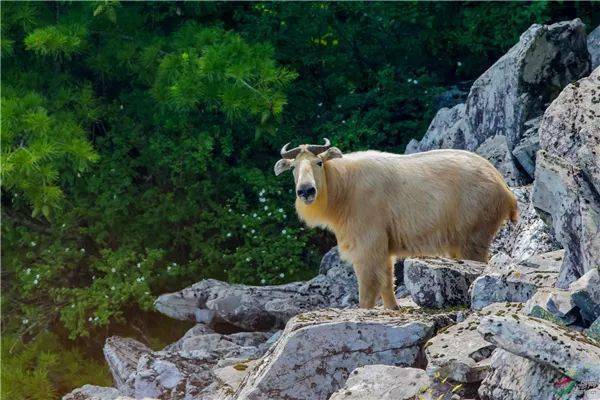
[274,139,518,310]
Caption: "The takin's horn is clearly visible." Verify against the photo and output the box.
[280,142,301,159]
[306,138,331,155]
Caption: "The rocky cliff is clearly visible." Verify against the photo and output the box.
[64,20,600,400]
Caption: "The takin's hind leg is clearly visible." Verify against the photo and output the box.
[379,257,399,310]
[461,225,497,262]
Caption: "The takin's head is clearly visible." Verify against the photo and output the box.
[274,138,342,205]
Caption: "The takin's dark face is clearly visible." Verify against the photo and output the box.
[274,147,342,205]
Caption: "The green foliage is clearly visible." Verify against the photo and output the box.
[1,2,598,397]
[1,332,112,400]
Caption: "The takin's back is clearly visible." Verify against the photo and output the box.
[327,149,517,259]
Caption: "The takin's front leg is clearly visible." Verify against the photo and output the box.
[352,253,398,310]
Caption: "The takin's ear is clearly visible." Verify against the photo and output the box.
[320,147,343,162]
[274,158,292,176]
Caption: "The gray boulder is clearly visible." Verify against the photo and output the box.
[425,315,495,383]
[407,19,591,155]
[475,135,528,186]
[404,257,486,308]
[405,103,471,153]
[589,25,600,69]
[570,268,600,324]
[490,186,560,262]
[61,385,122,400]
[511,116,541,178]
[470,250,563,310]
[155,247,359,331]
[329,365,463,400]
[232,308,453,400]
[478,314,600,384]
[532,67,600,287]
[466,19,590,150]
[478,349,588,400]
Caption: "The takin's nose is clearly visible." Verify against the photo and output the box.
[296,185,316,200]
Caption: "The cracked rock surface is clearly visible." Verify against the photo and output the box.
[231,308,454,400]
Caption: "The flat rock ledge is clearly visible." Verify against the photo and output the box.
[230,308,454,400]
[478,314,600,385]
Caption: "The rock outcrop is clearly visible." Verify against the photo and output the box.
[155,247,359,332]
[470,250,563,310]
[406,19,591,187]
[232,308,454,400]
[532,67,600,287]
[478,315,600,384]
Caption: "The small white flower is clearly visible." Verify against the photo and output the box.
[33,279,38,285]
[261,279,266,284]
[413,80,418,85]
[62,223,66,228]
[251,229,255,234]
[71,304,75,308]
[283,214,287,219]
[22,319,29,325]
[136,263,141,268]
[342,120,346,124]
[77,172,81,178]
[268,212,272,216]
[172,262,177,266]
[80,248,85,253]
[111,268,116,273]
[278,208,283,213]
[228,208,233,213]
[281,229,287,235]
[145,291,149,295]
[242,224,246,229]
[92,275,96,280]
[120,104,124,110]
[113,194,117,199]
[263,205,268,210]
[252,213,257,218]
[457,61,462,66]
[167,266,171,271]
[30,241,36,247]
[26,268,31,275]
[407,78,412,83]
[65,247,70,252]
[246,257,251,262]
[259,197,266,203]
[88,317,93,322]
[111,286,116,290]
[35,274,40,280]
[226,232,232,237]
[279,273,285,278]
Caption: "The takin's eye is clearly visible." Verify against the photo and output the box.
[316,161,323,167]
